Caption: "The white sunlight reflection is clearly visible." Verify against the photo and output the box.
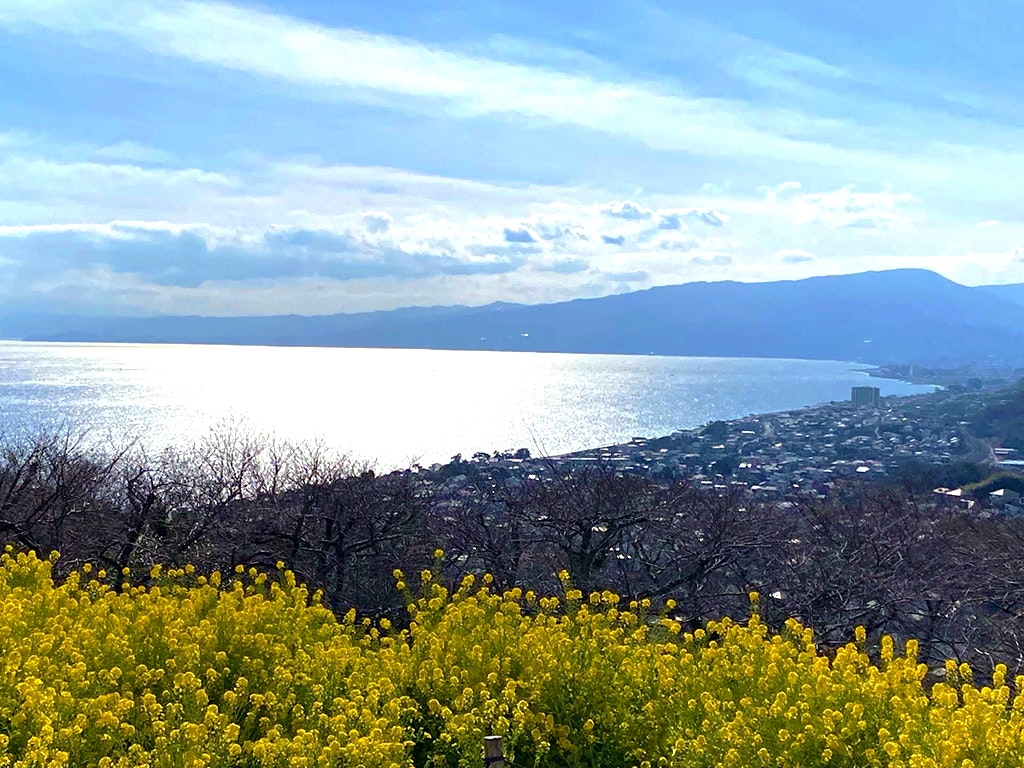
[0,342,933,470]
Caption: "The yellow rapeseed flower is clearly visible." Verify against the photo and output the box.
[1,550,1023,768]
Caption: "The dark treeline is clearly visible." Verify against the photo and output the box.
[3,426,1024,677]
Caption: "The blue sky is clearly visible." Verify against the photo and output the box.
[0,0,1021,316]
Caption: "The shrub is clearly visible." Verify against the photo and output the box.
[1,550,1023,767]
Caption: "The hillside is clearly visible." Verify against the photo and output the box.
[979,283,1024,310]
[969,378,1024,449]
[6,269,1024,365]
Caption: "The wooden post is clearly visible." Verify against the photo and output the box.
[484,736,504,768]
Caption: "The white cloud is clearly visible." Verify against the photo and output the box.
[656,208,726,229]
[1,129,1023,312]
[0,173,753,311]
[503,227,537,244]
[790,186,919,230]
[362,212,392,234]
[0,0,989,177]
[776,249,815,264]
[0,219,532,289]
[602,200,654,220]
[765,180,802,204]
[530,216,587,243]
[94,141,177,164]
[689,254,733,268]
[653,237,701,253]
[0,156,233,205]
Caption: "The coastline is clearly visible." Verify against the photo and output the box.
[1,342,937,470]
[435,373,1022,497]
[865,363,1024,388]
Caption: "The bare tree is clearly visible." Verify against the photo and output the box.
[520,463,655,594]
[631,483,781,623]
[430,470,541,590]
[0,428,126,559]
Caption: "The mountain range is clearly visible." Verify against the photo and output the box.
[3,269,1023,366]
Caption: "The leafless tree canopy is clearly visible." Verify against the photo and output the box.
[3,427,1024,676]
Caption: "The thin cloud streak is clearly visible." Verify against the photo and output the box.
[0,0,1000,178]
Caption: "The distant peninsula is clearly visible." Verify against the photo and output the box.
[4,269,1024,366]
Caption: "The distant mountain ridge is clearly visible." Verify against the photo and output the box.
[979,283,1024,310]
[4,269,1024,365]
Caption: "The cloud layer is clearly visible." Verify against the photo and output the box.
[1,143,1022,314]
[0,0,1023,314]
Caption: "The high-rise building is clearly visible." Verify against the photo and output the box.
[851,386,881,407]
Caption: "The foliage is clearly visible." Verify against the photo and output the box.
[3,550,1024,768]
[960,472,1024,497]
[887,459,989,493]
[965,378,1024,449]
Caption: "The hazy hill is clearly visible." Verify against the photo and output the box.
[979,283,1024,310]
[5,269,1024,365]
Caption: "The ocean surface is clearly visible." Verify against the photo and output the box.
[0,342,934,469]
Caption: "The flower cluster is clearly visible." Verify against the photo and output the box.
[1,550,1023,767]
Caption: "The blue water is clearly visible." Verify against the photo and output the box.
[0,342,933,469]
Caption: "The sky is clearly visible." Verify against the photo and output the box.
[0,0,1022,316]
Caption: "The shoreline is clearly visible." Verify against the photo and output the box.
[438,377,1022,498]
[542,370,951,465]
[864,363,1024,388]
[1,342,938,470]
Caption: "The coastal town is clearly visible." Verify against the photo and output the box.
[420,378,1024,514]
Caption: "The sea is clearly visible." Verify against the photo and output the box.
[0,341,934,470]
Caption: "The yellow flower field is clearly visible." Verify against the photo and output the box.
[0,549,1021,768]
